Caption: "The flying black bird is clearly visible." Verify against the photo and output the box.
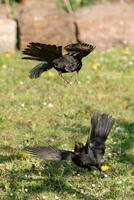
[22,42,95,83]
[25,113,114,172]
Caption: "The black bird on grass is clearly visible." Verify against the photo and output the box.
[25,113,114,173]
[22,42,95,84]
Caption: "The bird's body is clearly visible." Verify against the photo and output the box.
[25,113,114,172]
[52,54,82,73]
[22,42,95,81]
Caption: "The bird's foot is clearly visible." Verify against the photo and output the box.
[100,172,108,179]
[64,79,71,86]
[59,73,71,86]
[72,72,79,84]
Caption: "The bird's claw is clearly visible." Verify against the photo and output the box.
[100,171,108,179]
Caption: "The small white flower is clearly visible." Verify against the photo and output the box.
[43,102,47,106]
[103,174,108,178]
[108,153,112,157]
[92,184,95,187]
[50,138,54,142]
[2,64,7,69]
[115,127,124,133]
[81,189,84,193]
[20,81,24,85]
[38,171,41,176]
[48,103,54,108]
[24,188,28,192]
[129,61,133,65]
[55,195,59,200]
[62,144,67,148]
[118,180,122,184]
[21,103,25,108]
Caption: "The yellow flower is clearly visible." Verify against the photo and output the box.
[21,152,31,159]
[121,49,130,55]
[101,165,110,172]
[4,52,12,59]
[91,63,100,70]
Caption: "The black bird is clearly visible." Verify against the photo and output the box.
[22,42,95,83]
[25,113,114,172]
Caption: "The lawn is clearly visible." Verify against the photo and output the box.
[0,48,134,200]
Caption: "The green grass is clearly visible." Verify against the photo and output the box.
[0,48,134,199]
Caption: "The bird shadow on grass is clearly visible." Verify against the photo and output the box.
[5,161,98,200]
[110,120,134,165]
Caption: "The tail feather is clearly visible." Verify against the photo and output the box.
[25,146,73,161]
[29,63,52,79]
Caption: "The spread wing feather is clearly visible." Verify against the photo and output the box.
[86,113,114,150]
[64,42,96,59]
[22,42,62,63]
[25,146,73,161]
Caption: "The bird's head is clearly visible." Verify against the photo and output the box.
[74,142,84,152]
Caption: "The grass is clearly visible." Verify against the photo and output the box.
[0,48,134,199]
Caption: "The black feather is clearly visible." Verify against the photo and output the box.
[25,146,73,161]
[22,42,62,63]
[29,62,52,79]
[22,42,95,82]
[24,113,114,172]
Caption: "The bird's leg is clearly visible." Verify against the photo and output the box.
[58,72,71,85]
[72,71,79,84]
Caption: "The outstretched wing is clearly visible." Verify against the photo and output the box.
[25,146,73,161]
[85,112,100,150]
[93,114,114,147]
[64,42,95,59]
[22,42,62,63]
[85,113,114,165]
[86,113,114,150]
